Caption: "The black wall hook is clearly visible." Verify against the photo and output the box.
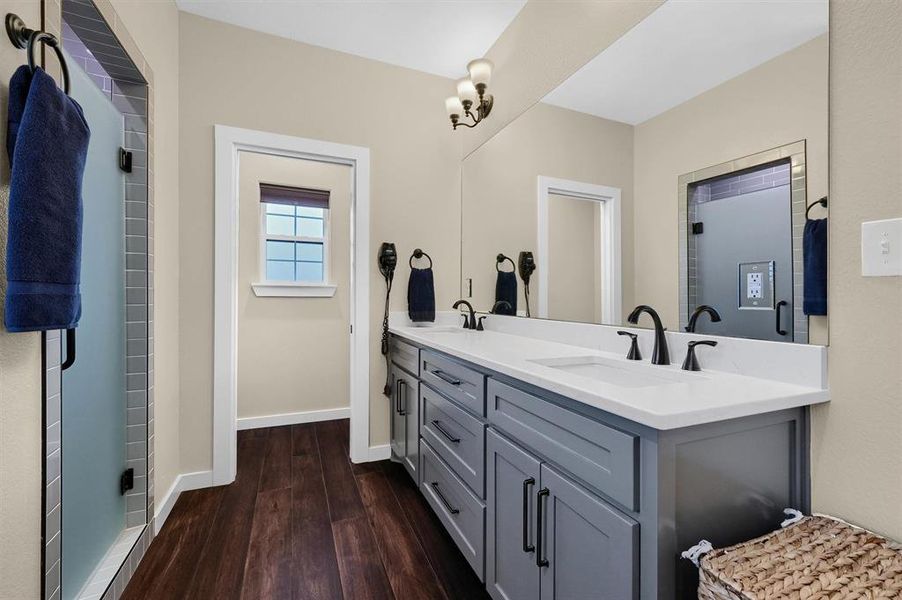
[5,13,70,94]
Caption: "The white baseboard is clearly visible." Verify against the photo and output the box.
[154,470,213,534]
[366,443,391,462]
[237,407,351,430]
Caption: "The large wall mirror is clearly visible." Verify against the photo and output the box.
[461,0,829,345]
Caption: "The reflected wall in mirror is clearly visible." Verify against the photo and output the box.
[461,0,829,344]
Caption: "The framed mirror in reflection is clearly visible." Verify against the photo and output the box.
[461,0,829,344]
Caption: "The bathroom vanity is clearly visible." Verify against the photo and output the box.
[388,316,828,600]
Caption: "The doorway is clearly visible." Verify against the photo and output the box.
[235,152,352,429]
[213,126,372,486]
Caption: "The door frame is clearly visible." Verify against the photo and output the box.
[536,176,622,324]
[213,125,371,485]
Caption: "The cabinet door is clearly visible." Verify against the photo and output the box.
[538,464,638,600]
[389,367,406,461]
[402,378,419,482]
[487,429,541,600]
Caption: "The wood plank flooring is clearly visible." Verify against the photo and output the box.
[122,420,489,600]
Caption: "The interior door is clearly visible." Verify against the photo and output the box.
[487,430,541,600]
[538,464,638,600]
[389,366,406,462]
[402,378,419,482]
[62,51,127,599]
[694,184,794,341]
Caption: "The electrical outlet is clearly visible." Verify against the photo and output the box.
[861,218,902,276]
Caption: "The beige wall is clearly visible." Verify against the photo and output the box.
[237,152,351,419]
[0,1,180,598]
[633,35,829,331]
[547,194,603,323]
[811,0,901,540]
[461,102,634,318]
[178,13,462,471]
[0,6,45,600]
[111,0,182,528]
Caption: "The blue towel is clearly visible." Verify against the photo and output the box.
[5,66,90,332]
[495,271,517,315]
[408,267,435,322]
[803,218,827,316]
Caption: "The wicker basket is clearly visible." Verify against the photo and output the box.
[697,515,902,599]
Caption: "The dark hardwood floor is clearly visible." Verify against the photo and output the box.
[122,419,489,600]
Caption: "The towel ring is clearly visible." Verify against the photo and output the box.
[5,13,70,95]
[409,248,433,269]
[805,196,828,219]
[496,253,515,273]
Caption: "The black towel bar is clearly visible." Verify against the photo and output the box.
[409,248,433,269]
[805,196,828,219]
[5,13,70,94]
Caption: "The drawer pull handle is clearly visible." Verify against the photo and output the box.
[522,477,535,553]
[433,370,462,386]
[398,380,408,416]
[431,420,460,444]
[536,487,550,567]
[430,481,460,515]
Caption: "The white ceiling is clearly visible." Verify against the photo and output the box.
[542,0,828,125]
[176,0,526,80]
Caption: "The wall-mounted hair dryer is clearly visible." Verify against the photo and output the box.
[518,251,536,317]
[378,243,398,395]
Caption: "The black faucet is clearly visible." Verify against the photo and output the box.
[453,300,477,330]
[491,300,512,315]
[686,305,722,333]
[627,305,670,365]
[682,340,718,371]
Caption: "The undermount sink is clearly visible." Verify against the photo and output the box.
[529,355,704,388]
[411,326,467,334]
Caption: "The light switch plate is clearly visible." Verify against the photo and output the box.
[861,218,902,276]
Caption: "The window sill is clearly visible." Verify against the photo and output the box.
[251,282,337,298]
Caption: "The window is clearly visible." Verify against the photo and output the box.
[260,183,330,284]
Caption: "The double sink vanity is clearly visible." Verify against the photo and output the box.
[388,312,829,600]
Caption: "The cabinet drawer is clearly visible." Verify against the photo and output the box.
[390,337,419,376]
[421,385,486,496]
[421,441,486,581]
[487,379,638,511]
[421,350,486,416]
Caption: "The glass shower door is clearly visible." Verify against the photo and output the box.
[61,52,128,599]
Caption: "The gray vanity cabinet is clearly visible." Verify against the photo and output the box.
[539,463,639,600]
[389,364,419,482]
[487,429,638,600]
[487,429,542,600]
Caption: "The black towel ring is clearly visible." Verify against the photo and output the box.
[806,196,828,219]
[5,13,70,95]
[496,253,515,273]
[409,248,433,269]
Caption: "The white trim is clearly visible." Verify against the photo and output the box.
[536,176,622,324]
[237,407,350,430]
[214,125,372,486]
[367,444,391,461]
[153,470,214,535]
[251,282,337,297]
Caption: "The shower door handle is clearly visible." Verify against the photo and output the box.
[775,301,788,336]
[61,328,76,370]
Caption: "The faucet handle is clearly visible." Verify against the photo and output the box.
[477,316,487,331]
[617,331,642,361]
[682,340,718,371]
[460,313,469,328]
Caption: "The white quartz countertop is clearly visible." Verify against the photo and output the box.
[389,324,830,430]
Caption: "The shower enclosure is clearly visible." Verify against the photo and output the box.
[39,1,152,598]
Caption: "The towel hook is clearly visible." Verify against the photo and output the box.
[409,248,433,269]
[5,13,70,94]
[805,195,827,219]
[496,253,515,273]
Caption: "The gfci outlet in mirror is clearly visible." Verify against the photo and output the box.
[861,218,902,276]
